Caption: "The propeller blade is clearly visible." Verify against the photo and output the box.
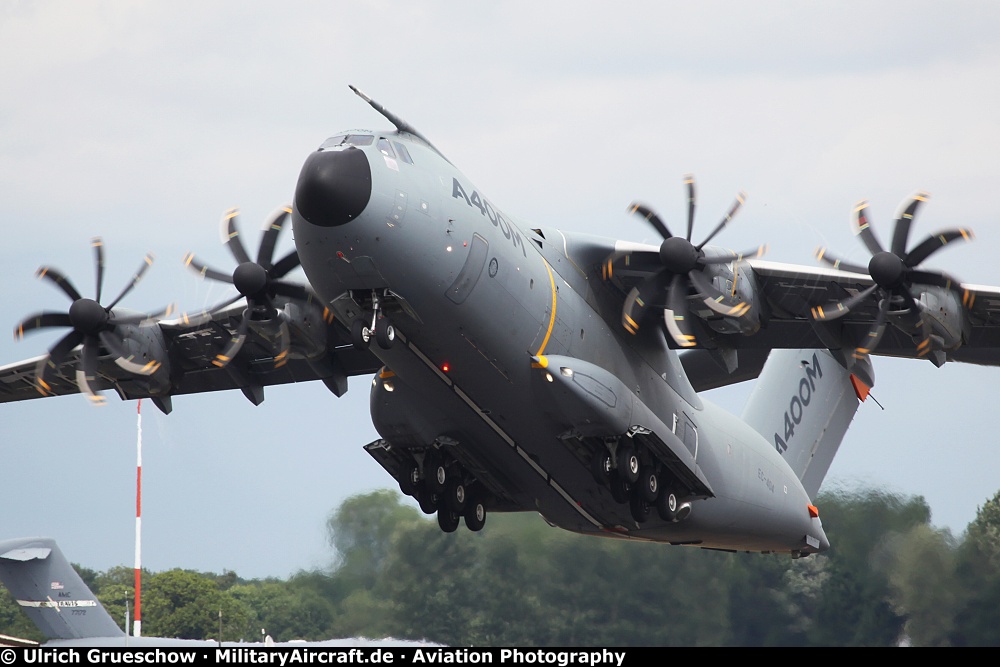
[684,175,696,242]
[699,244,768,265]
[111,303,177,327]
[177,294,244,327]
[810,284,879,322]
[14,312,72,339]
[814,247,869,275]
[696,191,746,250]
[621,272,668,334]
[77,337,106,405]
[35,267,83,303]
[663,274,697,348]
[37,329,85,393]
[852,200,885,256]
[98,330,160,375]
[907,269,960,291]
[257,207,292,271]
[92,237,105,303]
[183,252,234,284]
[221,207,253,265]
[270,250,301,280]
[688,269,751,318]
[212,317,249,368]
[628,203,673,240]
[46,329,85,368]
[903,228,974,268]
[105,253,155,310]
[270,281,312,302]
[891,192,929,257]
[853,298,890,361]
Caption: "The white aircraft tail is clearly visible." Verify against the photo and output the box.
[0,537,124,641]
[740,349,871,500]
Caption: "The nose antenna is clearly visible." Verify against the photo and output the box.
[348,84,448,162]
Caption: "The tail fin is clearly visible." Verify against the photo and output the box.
[741,349,871,500]
[0,537,124,640]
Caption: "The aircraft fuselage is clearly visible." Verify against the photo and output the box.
[291,129,828,555]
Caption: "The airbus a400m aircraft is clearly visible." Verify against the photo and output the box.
[4,86,999,557]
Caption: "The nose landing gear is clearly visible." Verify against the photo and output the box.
[351,290,396,350]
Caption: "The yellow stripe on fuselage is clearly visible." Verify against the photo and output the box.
[533,258,558,358]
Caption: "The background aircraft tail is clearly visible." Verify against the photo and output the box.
[740,349,871,500]
[0,537,124,640]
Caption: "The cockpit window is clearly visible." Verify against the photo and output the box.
[320,135,346,149]
[319,134,374,150]
[392,141,414,164]
[377,138,396,158]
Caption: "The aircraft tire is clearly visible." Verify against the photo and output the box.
[424,454,447,493]
[638,467,659,503]
[351,319,371,350]
[445,478,467,513]
[437,507,461,533]
[590,450,612,486]
[617,445,640,484]
[465,499,486,532]
[656,491,678,522]
[610,477,631,504]
[417,487,439,515]
[629,493,650,523]
[375,318,395,349]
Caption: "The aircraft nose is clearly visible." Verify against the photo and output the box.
[293,147,372,227]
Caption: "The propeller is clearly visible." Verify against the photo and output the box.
[182,206,309,369]
[14,239,172,403]
[811,192,973,360]
[604,175,766,347]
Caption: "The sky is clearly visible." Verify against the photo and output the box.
[2,2,1000,579]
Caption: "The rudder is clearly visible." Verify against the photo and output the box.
[740,349,871,500]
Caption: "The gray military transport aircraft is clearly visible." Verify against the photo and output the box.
[3,86,998,558]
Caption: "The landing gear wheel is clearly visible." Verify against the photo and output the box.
[656,490,679,522]
[610,477,631,504]
[445,478,467,513]
[351,319,371,350]
[437,507,460,533]
[398,465,419,497]
[417,487,439,515]
[464,499,486,532]
[630,493,651,523]
[423,454,446,493]
[617,445,640,484]
[375,318,395,349]
[638,467,659,503]
[590,450,613,486]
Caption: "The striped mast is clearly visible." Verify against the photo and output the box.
[133,399,143,637]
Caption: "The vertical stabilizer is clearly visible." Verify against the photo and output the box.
[0,537,124,640]
[741,349,870,500]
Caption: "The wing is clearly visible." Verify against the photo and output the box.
[0,298,381,413]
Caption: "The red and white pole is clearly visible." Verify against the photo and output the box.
[133,399,143,638]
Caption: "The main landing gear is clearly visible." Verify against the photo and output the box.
[591,441,690,525]
[400,450,487,533]
[352,291,395,350]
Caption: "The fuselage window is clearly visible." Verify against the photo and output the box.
[377,138,396,157]
[392,141,414,164]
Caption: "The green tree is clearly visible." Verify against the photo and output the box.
[951,490,1000,646]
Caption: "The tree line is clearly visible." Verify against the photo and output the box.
[3,485,1000,646]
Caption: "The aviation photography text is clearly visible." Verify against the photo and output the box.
[4,648,629,667]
